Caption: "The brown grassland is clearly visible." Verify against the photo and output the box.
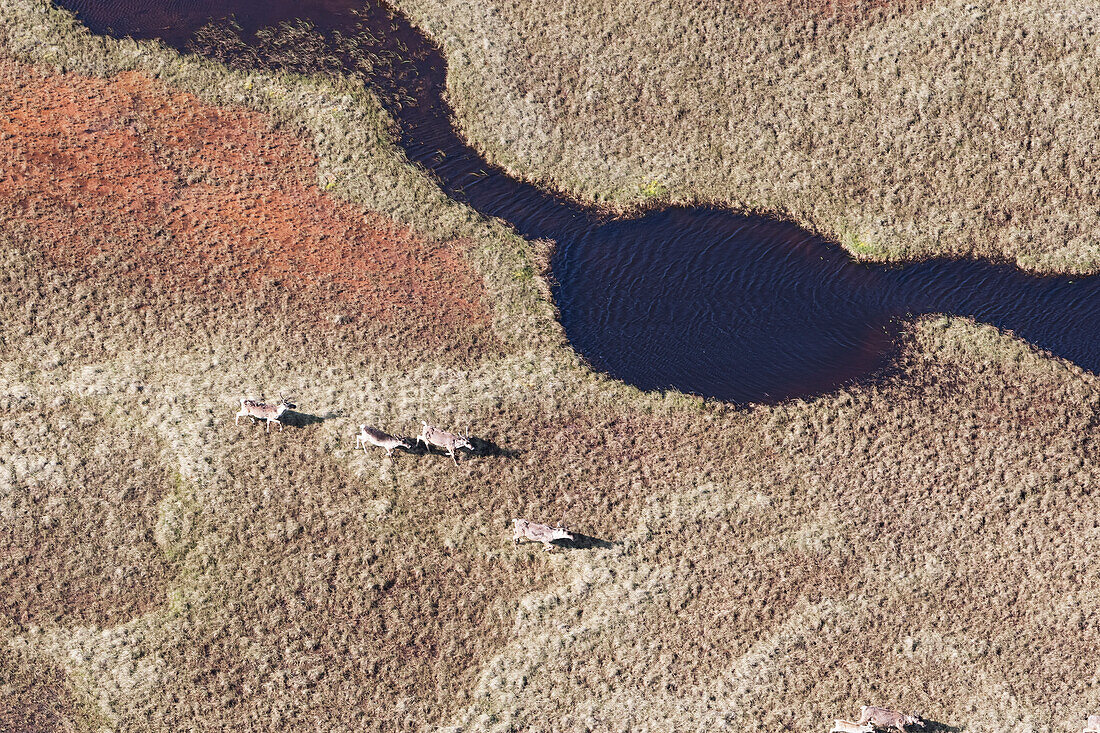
[0,0,1099,731]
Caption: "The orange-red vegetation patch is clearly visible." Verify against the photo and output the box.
[0,58,495,344]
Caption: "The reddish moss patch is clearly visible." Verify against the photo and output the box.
[0,59,495,345]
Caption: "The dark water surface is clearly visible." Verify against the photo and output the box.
[57,0,1100,403]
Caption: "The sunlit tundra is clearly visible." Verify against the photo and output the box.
[59,0,1100,403]
[1,0,1099,729]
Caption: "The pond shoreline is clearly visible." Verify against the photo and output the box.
[52,0,1100,403]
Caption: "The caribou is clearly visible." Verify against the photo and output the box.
[858,706,924,733]
[513,518,573,551]
[829,721,873,733]
[416,421,473,465]
[235,397,296,432]
[1083,714,1100,733]
[356,424,410,456]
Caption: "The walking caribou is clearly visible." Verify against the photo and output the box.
[858,706,924,733]
[513,518,574,551]
[356,425,410,456]
[416,421,473,465]
[829,721,872,733]
[235,397,296,432]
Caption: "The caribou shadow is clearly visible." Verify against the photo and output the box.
[281,410,333,428]
[468,436,521,459]
[557,532,615,551]
[921,721,963,732]
[399,435,521,460]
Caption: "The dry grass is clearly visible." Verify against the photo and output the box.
[443,325,1100,731]
[0,390,177,627]
[0,1,1099,731]
[395,0,1100,273]
[0,633,99,732]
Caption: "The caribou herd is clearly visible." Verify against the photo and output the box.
[233,396,1099,731]
[235,397,473,464]
[234,396,575,551]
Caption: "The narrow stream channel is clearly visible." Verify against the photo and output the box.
[55,0,1100,403]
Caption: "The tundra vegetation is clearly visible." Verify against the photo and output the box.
[396,0,1100,273]
[0,0,1098,731]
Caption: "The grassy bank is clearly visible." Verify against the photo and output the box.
[393,0,1100,274]
[1,0,1099,731]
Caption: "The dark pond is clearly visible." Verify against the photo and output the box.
[56,0,1100,403]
